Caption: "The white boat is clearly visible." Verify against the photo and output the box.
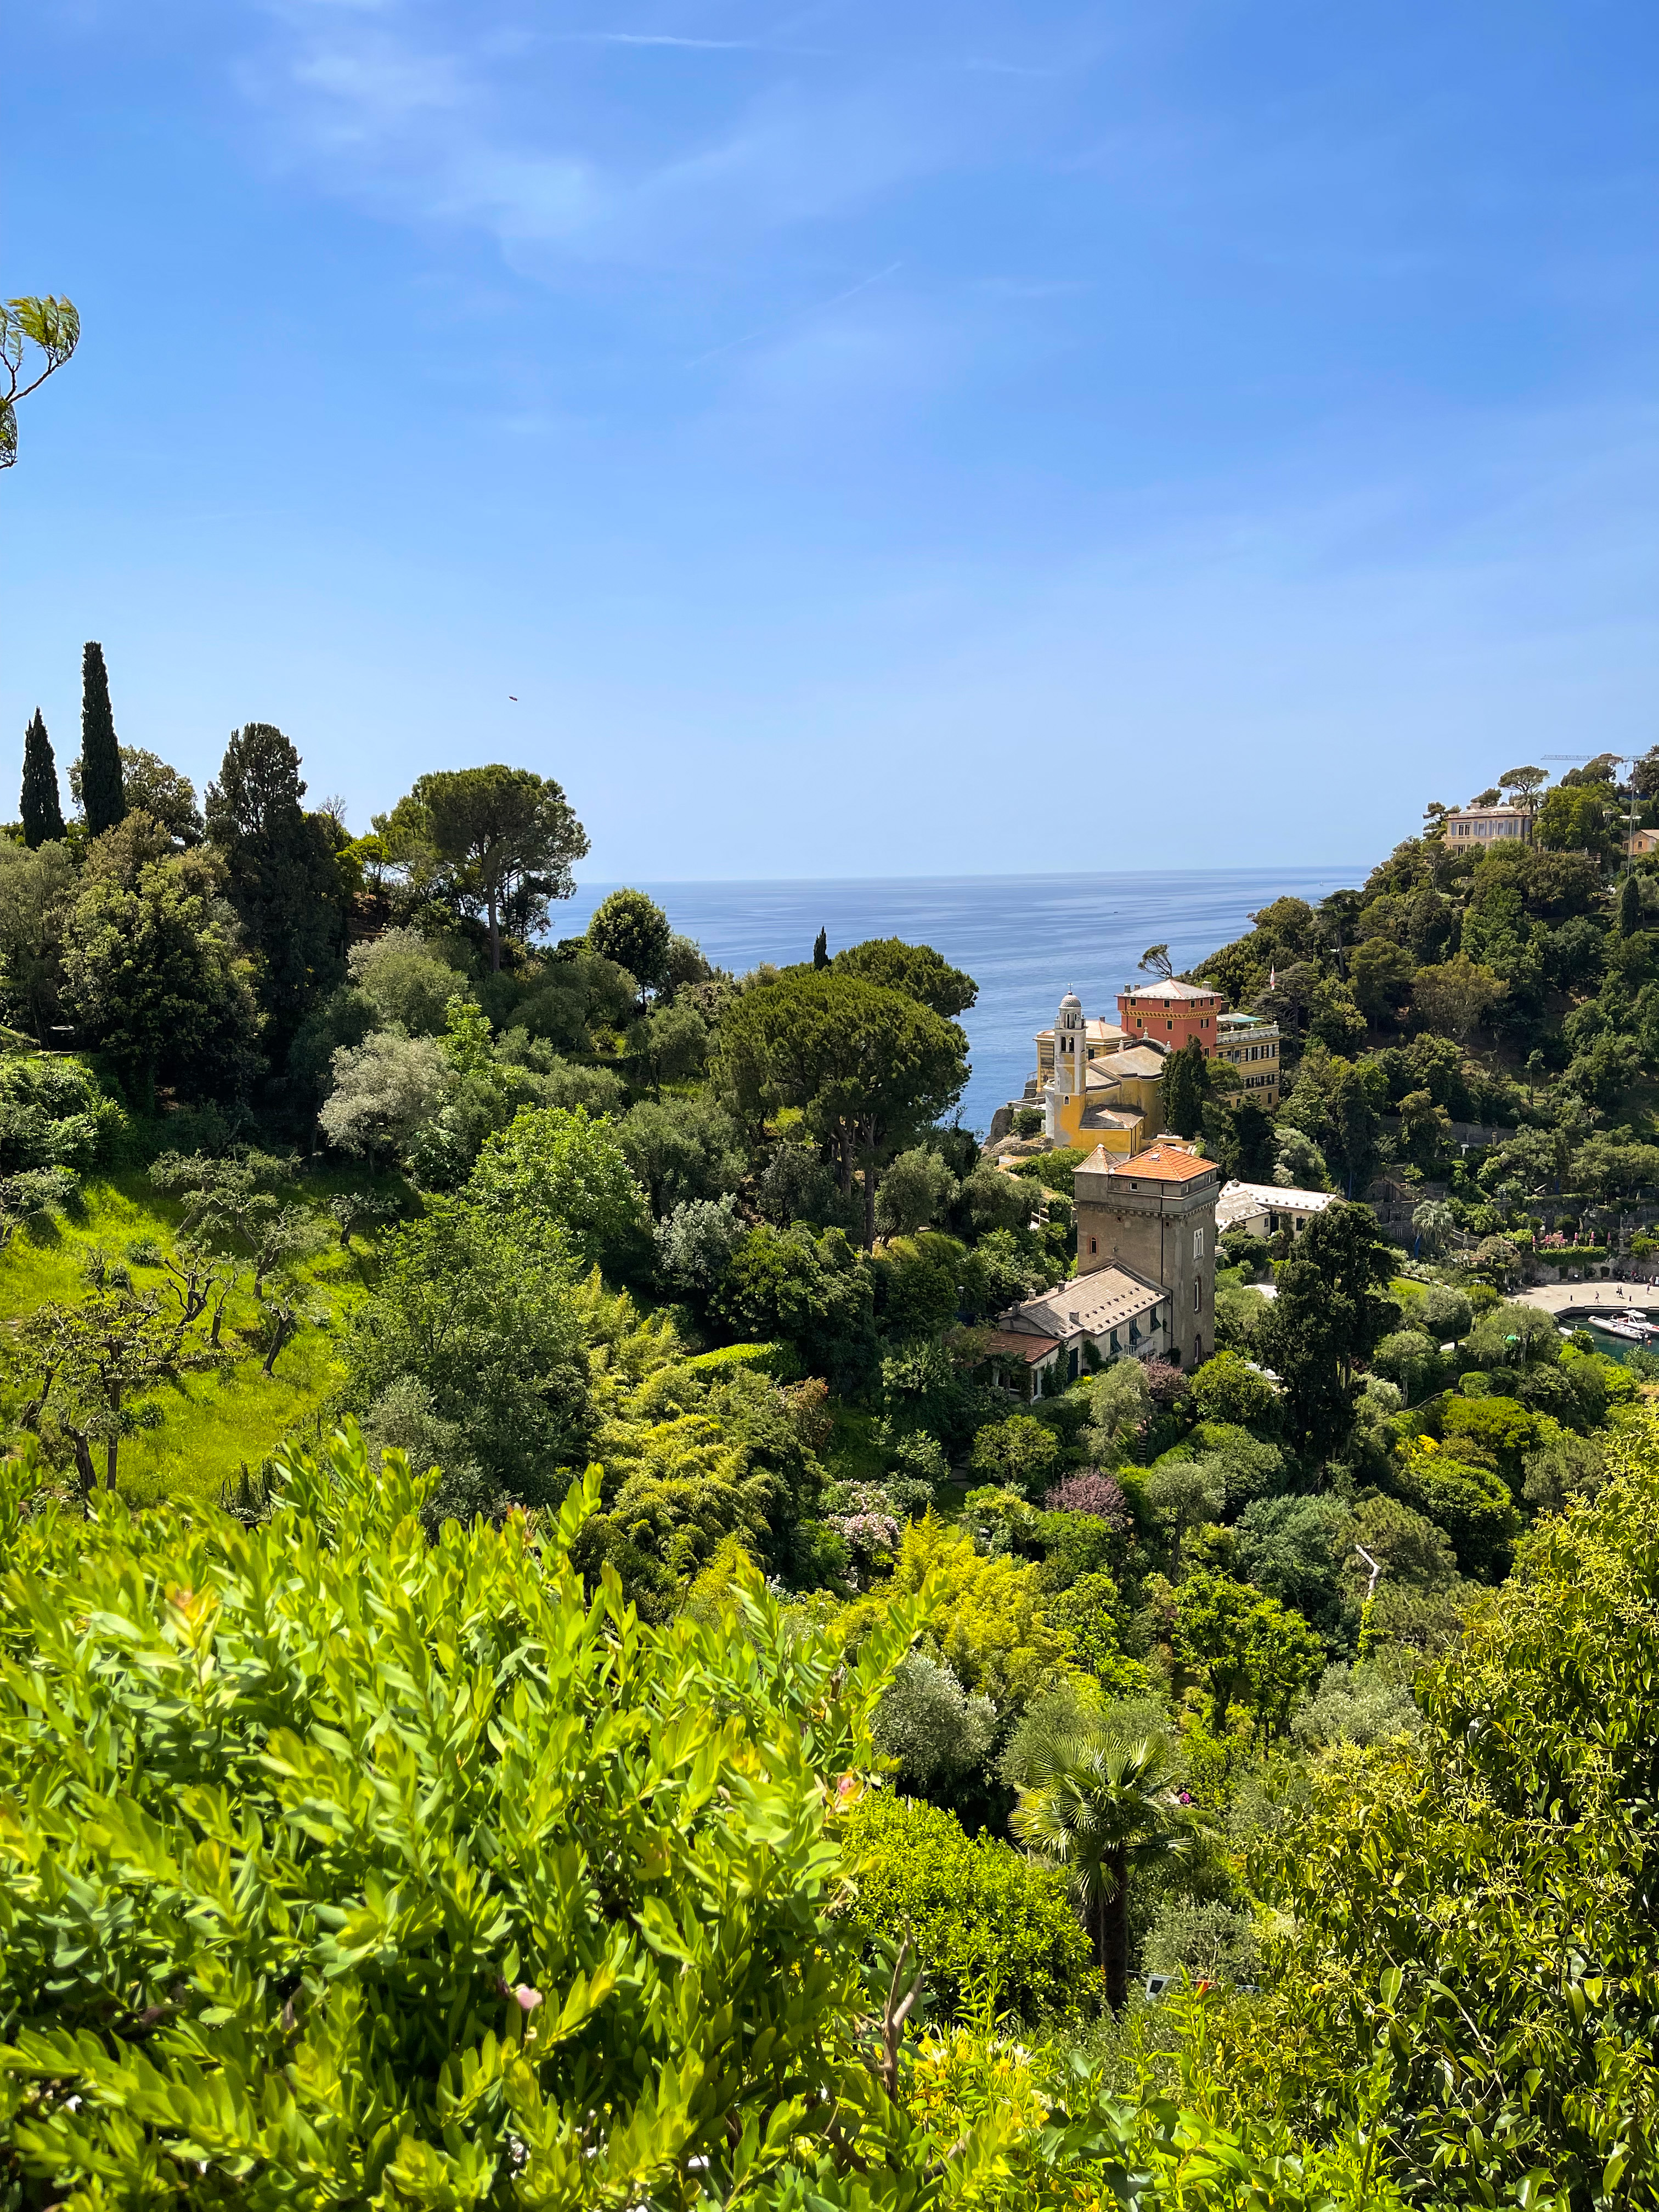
[1594,1316,1655,1344]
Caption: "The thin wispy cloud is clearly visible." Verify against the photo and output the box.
[685,260,902,365]
[957,58,1062,78]
[562,31,833,54]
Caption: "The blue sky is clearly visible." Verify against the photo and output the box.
[5,2,1657,878]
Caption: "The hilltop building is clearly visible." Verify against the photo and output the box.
[1074,1141,1218,1370]
[1442,804,1526,847]
[1213,1011,1282,1104]
[983,1269,1173,1395]
[1117,975,1226,1049]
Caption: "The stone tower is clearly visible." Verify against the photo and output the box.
[1072,1142,1220,1369]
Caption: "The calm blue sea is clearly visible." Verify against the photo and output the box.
[558,868,1362,1137]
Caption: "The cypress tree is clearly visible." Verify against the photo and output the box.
[812,927,830,969]
[1161,1039,1210,1139]
[80,641,126,836]
[19,709,66,848]
[1616,871,1642,938]
[205,723,347,1049]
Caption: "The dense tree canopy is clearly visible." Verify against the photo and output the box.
[10,667,1659,2209]
[1258,1200,1399,1457]
[718,969,968,1245]
[382,765,588,970]
[585,886,671,995]
[59,831,259,1108]
[831,935,979,1018]
[204,724,346,1048]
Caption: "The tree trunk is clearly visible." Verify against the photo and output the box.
[488,890,501,972]
[68,1429,97,1495]
[858,1117,879,1250]
[834,1126,853,1196]
[263,1312,297,1375]
[105,1435,119,1490]
[1104,1849,1130,2013]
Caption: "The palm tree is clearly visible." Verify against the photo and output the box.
[1011,1729,1195,2013]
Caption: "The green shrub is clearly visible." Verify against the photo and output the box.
[1440,1393,1537,1485]
[1400,1444,1521,1579]
[1044,1568,1149,1694]
[0,1054,125,1173]
[0,1427,922,2202]
[1009,1146,1086,1195]
[842,1788,1099,2023]
[1187,1349,1279,1431]
[1229,1426,1659,2203]
[680,1339,786,1376]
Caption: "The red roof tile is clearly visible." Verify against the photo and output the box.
[1083,1143,1218,1184]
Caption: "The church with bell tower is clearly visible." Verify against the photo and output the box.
[1038,989,1167,1158]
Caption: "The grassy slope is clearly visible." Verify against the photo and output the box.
[0,1170,371,1506]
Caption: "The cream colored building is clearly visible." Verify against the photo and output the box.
[985,1137,1222,1393]
[1216,1180,1332,1242]
[984,1268,1172,1395]
[1443,805,1526,846]
[1214,1010,1282,1107]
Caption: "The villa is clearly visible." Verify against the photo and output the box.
[1442,804,1526,845]
[1216,1179,1333,1241]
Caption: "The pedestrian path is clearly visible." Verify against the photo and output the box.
[1514,1282,1658,1317]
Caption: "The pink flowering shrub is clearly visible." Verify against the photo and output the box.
[1043,1470,1132,1530]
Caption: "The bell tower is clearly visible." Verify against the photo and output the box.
[1054,990,1085,1097]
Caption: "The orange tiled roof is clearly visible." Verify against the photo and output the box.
[1086,1142,1218,1184]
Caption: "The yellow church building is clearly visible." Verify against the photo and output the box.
[1036,991,1167,1157]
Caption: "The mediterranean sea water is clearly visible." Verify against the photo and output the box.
[558,867,1361,1137]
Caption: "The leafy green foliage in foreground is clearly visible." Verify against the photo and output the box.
[0,1429,911,2205]
[0,1428,1402,2210]
[1189,1420,1659,2209]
